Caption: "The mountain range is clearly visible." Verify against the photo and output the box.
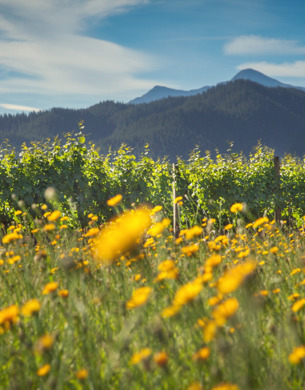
[129,68,305,104]
[1,69,305,160]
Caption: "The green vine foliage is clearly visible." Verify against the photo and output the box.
[0,133,304,228]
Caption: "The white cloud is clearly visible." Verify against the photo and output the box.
[0,103,41,112]
[224,35,305,55]
[236,61,305,78]
[0,0,156,100]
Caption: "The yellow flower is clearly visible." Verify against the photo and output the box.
[93,207,151,264]
[184,226,203,240]
[161,305,181,318]
[212,297,239,325]
[34,334,54,354]
[107,194,122,207]
[84,228,100,237]
[43,223,56,232]
[42,282,58,295]
[130,348,152,364]
[253,217,269,229]
[151,205,162,215]
[206,254,222,268]
[14,210,23,216]
[2,231,23,244]
[192,347,210,361]
[217,260,257,295]
[153,351,169,366]
[181,244,199,257]
[172,280,202,307]
[148,218,170,236]
[230,203,243,213]
[37,364,51,376]
[47,210,61,222]
[224,224,233,231]
[289,345,305,364]
[270,246,279,254]
[58,289,69,298]
[126,287,152,309]
[21,299,41,316]
[75,369,89,380]
[292,298,305,312]
[0,304,19,327]
[174,196,183,204]
[203,320,218,343]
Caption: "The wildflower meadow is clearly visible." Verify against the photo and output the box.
[1,134,305,389]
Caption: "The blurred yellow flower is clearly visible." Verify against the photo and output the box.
[192,347,210,361]
[43,223,56,232]
[253,217,269,229]
[93,207,151,264]
[126,287,152,309]
[47,210,61,222]
[107,194,122,207]
[34,334,54,354]
[37,364,51,376]
[217,260,257,295]
[154,351,169,366]
[292,298,305,312]
[75,369,89,379]
[130,348,152,364]
[289,345,305,364]
[21,299,41,316]
[42,282,58,295]
[0,304,19,327]
[230,203,243,213]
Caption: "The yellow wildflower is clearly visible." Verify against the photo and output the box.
[0,304,19,327]
[37,364,51,376]
[75,369,89,380]
[192,347,210,361]
[47,210,61,222]
[153,351,169,367]
[93,207,151,264]
[253,217,269,229]
[212,297,239,325]
[34,334,54,354]
[21,299,41,316]
[43,223,56,232]
[292,298,305,313]
[130,348,152,364]
[230,203,243,213]
[126,287,152,309]
[107,194,122,207]
[181,244,199,257]
[289,345,305,364]
[42,282,58,295]
[217,260,257,295]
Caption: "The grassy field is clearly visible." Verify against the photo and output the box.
[1,197,305,389]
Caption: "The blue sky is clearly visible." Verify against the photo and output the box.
[0,0,305,114]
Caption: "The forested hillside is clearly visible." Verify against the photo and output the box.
[1,80,305,159]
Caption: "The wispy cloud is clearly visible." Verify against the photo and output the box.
[236,61,305,78]
[0,0,156,100]
[224,35,305,55]
[0,103,41,112]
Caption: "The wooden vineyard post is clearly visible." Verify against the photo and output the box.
[172,163,180,239]
[274,156,281,224]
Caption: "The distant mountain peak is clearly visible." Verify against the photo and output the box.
[129,68,305,105]
[231,68,288,88]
